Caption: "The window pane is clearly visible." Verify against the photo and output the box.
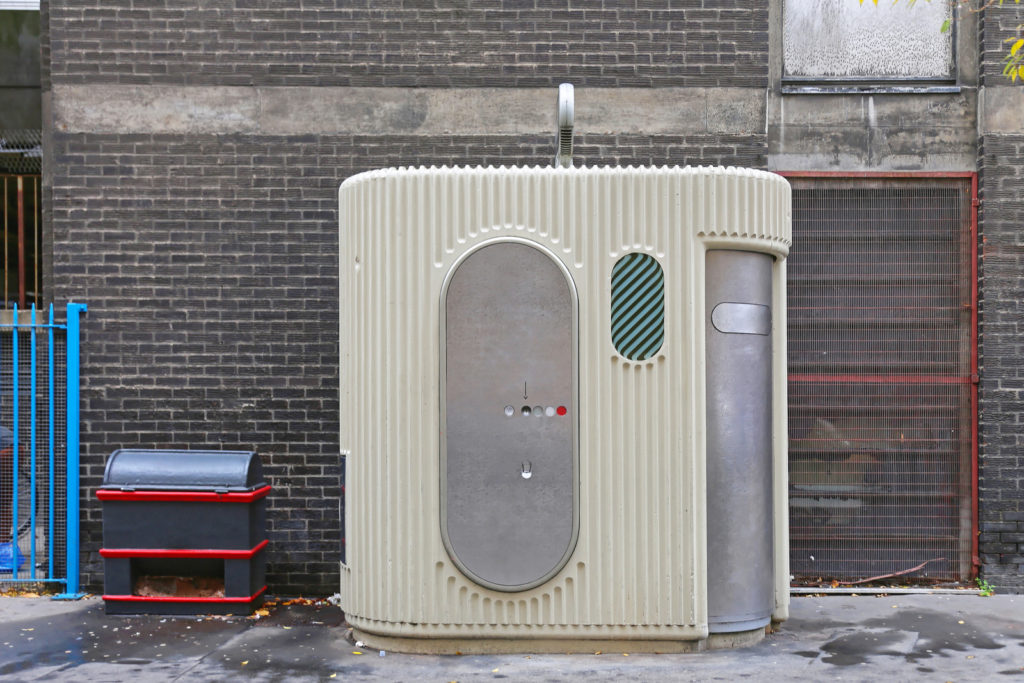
[784,0,954,80]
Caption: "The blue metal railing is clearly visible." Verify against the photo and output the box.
[0,303,86,597]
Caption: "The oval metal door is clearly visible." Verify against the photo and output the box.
[441,239,578,592]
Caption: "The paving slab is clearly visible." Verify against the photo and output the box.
[1,593,1022,681]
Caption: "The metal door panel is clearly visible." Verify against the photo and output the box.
[706,250,774,632]
[441,240,578,591]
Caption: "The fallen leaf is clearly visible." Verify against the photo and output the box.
[352,651,362,655]
[241,661,248,666]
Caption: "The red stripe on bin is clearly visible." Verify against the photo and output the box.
[100,539,268,559]
[103,586,267,603]
[97,484,271,503]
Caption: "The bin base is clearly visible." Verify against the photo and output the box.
[349,626,765,655]
[103,586,265,616]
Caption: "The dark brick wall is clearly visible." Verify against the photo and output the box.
[977,0,1024,592]
[39,0,50,91]
[978,133,1024,592]
[47,1,767,88]
[980,2,1024,84]
[52,132,766,593]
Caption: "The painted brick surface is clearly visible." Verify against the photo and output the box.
[47,1,767,88]
[51,132,766,593]
[978,133,1024,591]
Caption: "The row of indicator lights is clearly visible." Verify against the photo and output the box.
[505,405,569,417]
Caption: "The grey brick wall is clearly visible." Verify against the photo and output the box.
[980,2,1024,84]
[39,0,50,91]
[978,133,1024,592]
[52,132,766,593]
[977,0,1024,591]
[47,1,767,88]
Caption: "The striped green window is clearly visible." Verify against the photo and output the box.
[610,253,665,361]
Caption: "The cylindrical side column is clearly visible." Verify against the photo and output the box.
[705,250,774,633]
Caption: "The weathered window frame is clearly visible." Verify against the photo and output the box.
[781,0,960,94]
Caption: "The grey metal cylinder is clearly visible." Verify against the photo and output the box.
[705,250,774,633]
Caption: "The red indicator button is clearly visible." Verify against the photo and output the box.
[556,406,568,416]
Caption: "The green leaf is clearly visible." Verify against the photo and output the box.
[941,18,951,33]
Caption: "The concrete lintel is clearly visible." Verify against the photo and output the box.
[52,85,764,137]
[768,122,977,171]
[771,90,977,129]
[980,86,1024,135]
[768,150,977,173]
[53,85,260,135]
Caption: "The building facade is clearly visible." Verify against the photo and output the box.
[31,1,1024,593]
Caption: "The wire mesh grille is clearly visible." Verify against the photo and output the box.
[0,131,42,176]
[787,178,973,583]
[0,322,68,587]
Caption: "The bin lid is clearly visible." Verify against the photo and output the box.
[101,449,267,493]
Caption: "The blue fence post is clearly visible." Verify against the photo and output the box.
[54,303,87,600]
[47,304,55,580]
[10,304,19,580]
[30,304,38,579]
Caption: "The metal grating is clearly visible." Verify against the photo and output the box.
[0,317,68,587]
[786,177,975,583]
[0,131,42,176]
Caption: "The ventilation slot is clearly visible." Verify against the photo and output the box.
[611,253,665,361]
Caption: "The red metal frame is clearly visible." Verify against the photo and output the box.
[96,484,271,503]
[778,170,980,579]
[103,585,267,604]
[790,374,972,385]
[99,539,268,560]
[779,171,977,179]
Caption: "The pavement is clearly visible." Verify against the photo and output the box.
[1,592,1023,682]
